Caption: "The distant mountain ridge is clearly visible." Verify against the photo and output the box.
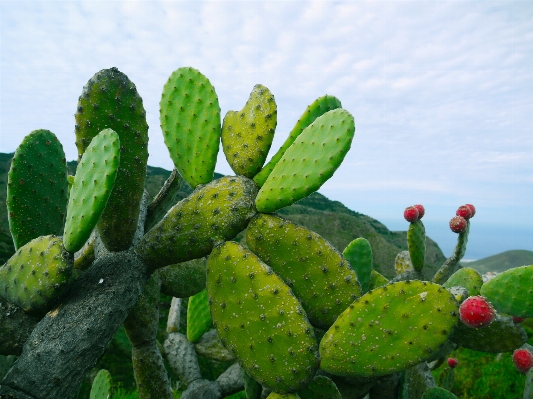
[0,152,448,279]
[462,250,533,274]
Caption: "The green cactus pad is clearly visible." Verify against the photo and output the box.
[187,289,212,343]
[253,95,342,187]
[320,280,459,378]
[443,267,483,297]
[408,220,426,272]
[394,251,414,275]
[450,314,527,352]
[246,214,362,330]
[0,235,73,315]
[75,67,148,251]
[255,109,354,213]
[242,369,263,399]
[207,242,319,393]
[368,270,389,290]
[63,129,120,253]
[222,84,277,178]
[297,375,342,399]
[160,67,221,189]
[90,369,114,399]
[7,129,68,250]
[158,258,207,299]
[480,264,533,318]
[343,238,372,293]
[421,387,458,399]
[136,176,258,269]
[266,394,301,399]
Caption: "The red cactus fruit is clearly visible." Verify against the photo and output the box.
[465,204,476,218]
[456,205,472,220]
[449,216,467,233]
[413,204,425,219]
[513,316,527,323]
[459,295,495,328]
[404,206,419,223]
[447,358,458,368]
[513,349,533,373]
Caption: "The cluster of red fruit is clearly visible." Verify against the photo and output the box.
[403,204,425,222]
[449,204,475,233]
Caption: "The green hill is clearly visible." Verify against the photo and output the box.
[0,152,446,279]
[462,250,533,274]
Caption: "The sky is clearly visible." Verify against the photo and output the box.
[0,1,532,261]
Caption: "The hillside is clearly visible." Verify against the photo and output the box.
[0,153,446,279]
[463,250,533,274]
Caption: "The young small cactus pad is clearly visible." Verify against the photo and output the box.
[407,219,426,272]
[75,67,149,251]
[63,129,120,253]
[0,235,73,315]
[187,289,212,343]
[222,84,277,178]
[207,242,320,393]
[7,129,68,250]
[458,295,495,328]
[246,213,362,329]
[443,267,483,297]
[160,67,221,189]
[89,369,114,399]
[480,264,533,318]
[255,108,354,213]
[343,237,373,294]
[319,280,459,378]
[253,95,342,187]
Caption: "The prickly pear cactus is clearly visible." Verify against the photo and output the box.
[407,220,426,272]
[207,242,320,393]
[343,237,373,293]
[7,129,68,250]
[75,67,149,251]
[187,289,212,343]
[442,267,483,297]
[160,67,221,189]
[90,369,114,399]
[222,84,277,178]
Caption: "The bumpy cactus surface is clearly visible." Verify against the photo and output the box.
[0,66,531,399]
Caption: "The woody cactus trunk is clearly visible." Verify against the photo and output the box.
[1,66,532,399]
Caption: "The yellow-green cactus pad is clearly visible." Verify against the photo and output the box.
[343,238,373,293]
[160,67,221,189]
[320,281,459,378]
[266,394,301,399]
[480,264,533,318]
[75,67,148,251]
[247,214,362,330]
[254,95,342,187]
[450,314,527,353]
[135,176,258,269]
[64,129,120,253]
[207,242,319,393]
[368,270,389,290]
[0,235,73,315]
[407,220,426,273]
[296,375,341,399]
[90,369,114,399]
[255,109,354,213]
[222,84,277,178]
[443,267,483,297]
[7,129,68,250]
[187,289,212,343]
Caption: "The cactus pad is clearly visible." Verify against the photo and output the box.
[63,129,120,253]
[450,314,527,353]
[421,387,458,399]
[480,264,533,318]
[255,109,354,213]
[7,129,68,250]
[0,235,73,314]
[407,220,426,272]
[266,394,301,399]
[75,67,148,251]
[297,375,341,399]
[135,176,258,269]
[368,270,389,290]
[343,238,373,293]
[207,242,319,393]
[320,280,459,378]
[222,84,277,178]
[443,267,483,297]
[247,214,362,329]
[90,369,114,399]
[187,289,212,343]
[254,95,342,187]
[160,67,221,188]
